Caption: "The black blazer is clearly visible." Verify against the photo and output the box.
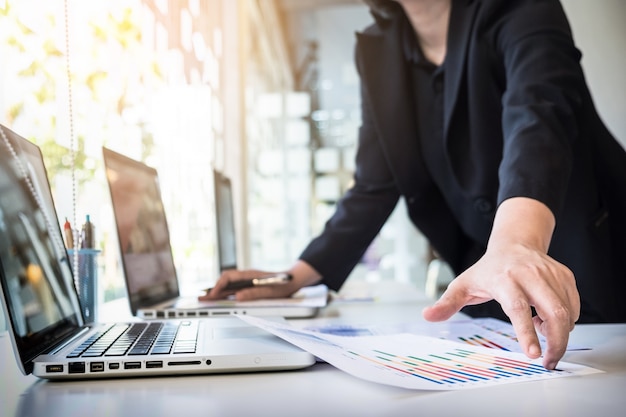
[300,0,626,323]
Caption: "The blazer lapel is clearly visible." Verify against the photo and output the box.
[444,0,479,140]
[356,25,427,196]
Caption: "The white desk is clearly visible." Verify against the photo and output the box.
[1,281,625,417]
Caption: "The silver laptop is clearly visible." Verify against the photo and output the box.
[0,125,315,380]
[102,147,325,319]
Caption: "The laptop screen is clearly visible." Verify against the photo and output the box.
[0,125,82,373]
[213,170,237,271]
[102,148,179,314]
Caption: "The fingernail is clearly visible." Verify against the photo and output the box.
[546,362,557,370]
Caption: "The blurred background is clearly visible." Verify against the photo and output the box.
[0,0,624,313]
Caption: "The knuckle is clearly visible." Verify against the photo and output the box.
[506,297,531,314]
[549,304,571,322]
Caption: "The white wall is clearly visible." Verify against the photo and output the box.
[561,0,626,147]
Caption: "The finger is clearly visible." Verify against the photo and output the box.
[234,282,295,301]
[524,271,577,367]
[532,305,571,369]
[200,270,247,300]
[500,295,542,359]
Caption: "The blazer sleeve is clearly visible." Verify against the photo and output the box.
[299,55,400,291]
[494,0,585,217]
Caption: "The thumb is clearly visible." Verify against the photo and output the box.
[422,281,468,322]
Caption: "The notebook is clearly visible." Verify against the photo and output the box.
[0,125,315,380]
[213,169,237,271]
[102,147,326,319]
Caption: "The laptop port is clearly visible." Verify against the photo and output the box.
[167,361,201,366]
[90,362,105,372]
[68,362,86,374]
[198,311,208,316]
[146,361,163,369]
[46,364,64,373]
[124,361,141,370]
[108,362,120,370]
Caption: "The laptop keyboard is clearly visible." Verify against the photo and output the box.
[67,321,198,358]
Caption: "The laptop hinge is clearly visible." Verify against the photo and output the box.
[49,326,91,355]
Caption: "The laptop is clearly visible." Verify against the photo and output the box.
[102,147,326,319]
[213,169,237,272]
[0,125,315,380]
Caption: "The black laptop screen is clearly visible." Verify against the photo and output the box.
[0,125,82,372]
[214,170,237,271]
[103,148,179,314]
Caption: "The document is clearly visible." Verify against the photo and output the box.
[239,316,602,391]
[303,317,589,352]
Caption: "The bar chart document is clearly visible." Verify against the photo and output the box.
[303,318,589,353]
[240,316,602,390]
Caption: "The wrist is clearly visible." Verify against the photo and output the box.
[488,197,555,253]
[287,260,323,288]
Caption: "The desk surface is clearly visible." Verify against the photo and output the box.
[1,281,625,417]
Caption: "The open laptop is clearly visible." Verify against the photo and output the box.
[0,125,315,380]
[213,169,237,272]
[102,147,326,320]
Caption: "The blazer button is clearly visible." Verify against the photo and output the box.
[473,198,493,214]
[407,196,417,204]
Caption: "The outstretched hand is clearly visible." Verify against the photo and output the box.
[423,197,580,370]
[423,242,580,370]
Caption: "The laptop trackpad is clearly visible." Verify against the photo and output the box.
[213,325,269,339]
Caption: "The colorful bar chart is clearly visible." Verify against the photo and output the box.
[349,346,549,386]
[457,334,510,350]
[240,316,601,390]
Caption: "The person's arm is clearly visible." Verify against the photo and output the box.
[423,197,580,369]
[422,2,585,369]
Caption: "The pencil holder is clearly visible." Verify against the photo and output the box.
[68,249,101,323]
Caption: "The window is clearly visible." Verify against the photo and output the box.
[0,0,231,301]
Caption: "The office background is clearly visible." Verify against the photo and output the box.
[0,0,624,324]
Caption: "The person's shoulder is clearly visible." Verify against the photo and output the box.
[475,0,562,12]
[471,0,572,40]
[473,0,568,21]
[357,2,404,38]
[359,21,382,37]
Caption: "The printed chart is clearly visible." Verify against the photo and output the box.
[305,318,589,353]
[241,316,601,390]
[352,345,551,386]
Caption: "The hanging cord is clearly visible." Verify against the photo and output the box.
[0,0,81,317]
[63,0,79,283]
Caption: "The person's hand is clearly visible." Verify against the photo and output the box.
[423,244,579,369]
[423,197,580,370]
[199,269,299,301]
[199,260,322,302]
